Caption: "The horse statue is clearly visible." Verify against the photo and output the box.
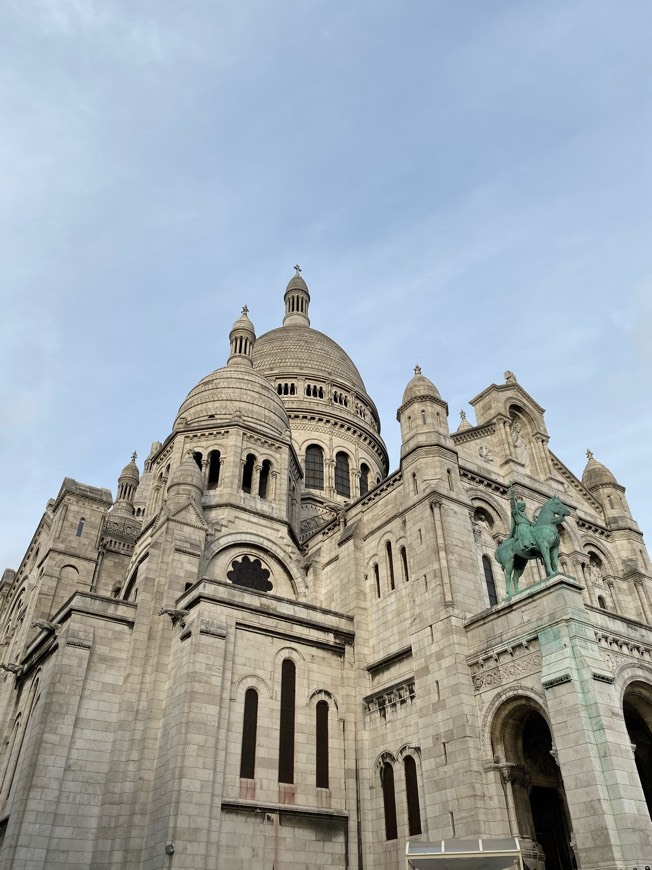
[495,489,570,596]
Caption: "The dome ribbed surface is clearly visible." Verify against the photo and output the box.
[175,367,289,437]
[119,459,139,482]
[582,456,618,490]
[253,326,367,393]
[168,456,203,490]
[401,372,441,405]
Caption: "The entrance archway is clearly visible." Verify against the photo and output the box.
[623,681,652,817]
[493,700,574,870]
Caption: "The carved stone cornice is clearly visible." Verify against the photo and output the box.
[549,454,603,513]
[459,468,508,495]
[576,517,611,539]
[363,677,415,719]
[452,423,496,445]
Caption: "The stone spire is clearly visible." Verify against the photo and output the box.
[457,409,472,432]
[228,306,256,367]
[283,265,311,327]
[112,452,140,517]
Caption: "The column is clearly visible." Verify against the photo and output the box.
[430,500,453,605]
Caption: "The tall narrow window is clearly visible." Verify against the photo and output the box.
[400,546,410,582]
[240,688,258,779]
[192,451,203,470]
[207,451,221,489]
[278,659,296,783]
[305,445,324,491]
[381,761,398,840]
[482,555,498,606]
[374,563,381,598]
[404,756,422,835]
[335,452,351,497]
[360,463,370,497]
[386,542,395,591]
[259,460,271,499]
[316,700,329,788]
[447,469,454,491]
[242,454,255,494]
[76,518,85,537]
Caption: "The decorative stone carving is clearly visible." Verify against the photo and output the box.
[227,556,273,592]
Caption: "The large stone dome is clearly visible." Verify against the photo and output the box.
[174,367,289,437]
[253,325,367,394]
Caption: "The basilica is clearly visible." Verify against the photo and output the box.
[0,270,651,870]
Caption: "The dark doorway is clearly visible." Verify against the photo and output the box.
[624,700,652,816]
[529,786,573,870]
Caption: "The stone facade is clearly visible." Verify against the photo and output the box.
[0,271,651,869]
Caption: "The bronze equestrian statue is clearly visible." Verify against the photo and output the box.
[495,487,570,596]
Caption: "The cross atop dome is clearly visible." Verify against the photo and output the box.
[294,264,301,276]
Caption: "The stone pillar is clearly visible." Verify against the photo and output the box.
[430,500,453,606]
[499,765,520,836]
[142,613,229,870]
[253,464,262,496]
[539,591,652,868]
[634,578,651,623]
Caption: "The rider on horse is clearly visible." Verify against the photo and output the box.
[509,487,537,555]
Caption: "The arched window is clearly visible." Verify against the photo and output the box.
[316,700,329,788]
[192,451,203,470]
[239,688,258,779]
[447,469,454,491]
[381,761,398,840]
[598,595,608,610]
[259,460,271,499]
[278,659,296,784]
[374,563,381,598]
[386,542,395,591]
[482,555,498,606]
[404,755,422,835]
[305,445,324,491]
[207,451,221,489]
[400,546,410,582]
[76,517,85,537]
[335,452,350,498]
[412,472,418,495]
[242,454,255,494]
[421,410,426,425]
[360,463,370,497]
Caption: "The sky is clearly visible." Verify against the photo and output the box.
[0,1,650,570]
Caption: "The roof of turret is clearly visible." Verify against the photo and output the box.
[582,450,619,489]
[401,365,441,405]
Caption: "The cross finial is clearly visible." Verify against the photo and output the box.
[460,410,466,421]
[586,449,594,460]
[131,451,137,463]
[414,364,421,376]
[294,264,301,276]
[241,304,249,316]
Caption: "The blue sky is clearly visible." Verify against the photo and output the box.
[1,1,650,568]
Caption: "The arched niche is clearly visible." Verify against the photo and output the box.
[623,680,652,816]
[491,697,574,869]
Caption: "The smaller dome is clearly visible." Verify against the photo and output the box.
[168,454,203,492]
[582,450,619,490]
[175,367,290,437]
[229,306,255,338]
[402,365,441,405]
[119,453,140,483]
[285,273,309,294]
